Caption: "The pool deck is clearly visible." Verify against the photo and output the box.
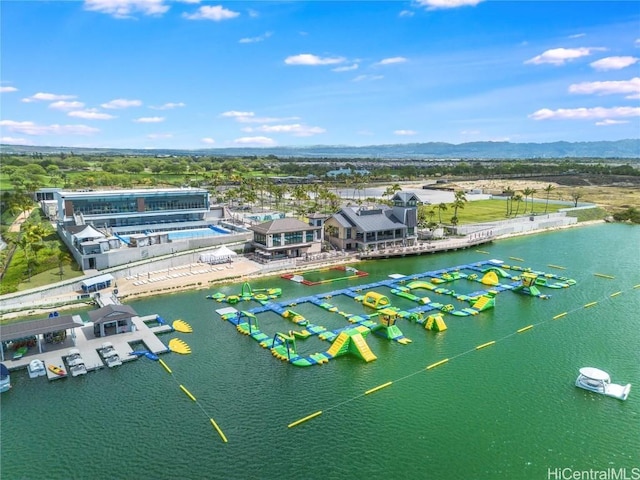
[4,314,171,380]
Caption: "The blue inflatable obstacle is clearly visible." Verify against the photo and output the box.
[131,351,159,361]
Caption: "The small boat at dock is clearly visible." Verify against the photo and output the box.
[99,342,122,368]
[0,363,11,392]
[28,359,46,378]
[48,364,66,377]
[66,348,88,377]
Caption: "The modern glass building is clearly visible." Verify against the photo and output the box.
[54,188,210,230]
[47,188,251,271]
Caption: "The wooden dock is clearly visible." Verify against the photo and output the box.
[357,236,494,260]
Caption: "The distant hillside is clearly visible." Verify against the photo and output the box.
[2,139,638,159]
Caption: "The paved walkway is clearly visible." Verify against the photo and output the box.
[8,208,34,233]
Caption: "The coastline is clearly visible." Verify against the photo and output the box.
[0,219,607,322]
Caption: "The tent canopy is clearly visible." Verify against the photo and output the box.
[73,225,106,241]
[199,246,238,264]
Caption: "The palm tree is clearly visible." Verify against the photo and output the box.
[529,188,537,213]
[503,187,514,217]
[451,190,467,222]
[543,184,555,213]
[437,203,448,224]
[522,188,533,214]
[57,249,72,277]
[512,194,523,216]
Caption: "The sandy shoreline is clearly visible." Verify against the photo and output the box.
[0,219,606,321]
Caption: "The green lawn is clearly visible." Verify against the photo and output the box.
[16,266,83,291]
[448,199,567,224]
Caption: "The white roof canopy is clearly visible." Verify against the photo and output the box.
[199,245,238,263]
[73,225,106,241]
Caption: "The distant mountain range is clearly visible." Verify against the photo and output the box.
[2,139,639,159]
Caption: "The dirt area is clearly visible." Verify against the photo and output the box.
[403,174,640,212]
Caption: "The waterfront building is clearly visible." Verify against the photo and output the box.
[249,217,322,262]
[0,315,84,362]
[46,188,251,271]
[324,192,419,251]
[87,305,137,337]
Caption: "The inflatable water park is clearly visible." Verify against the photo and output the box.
[210,259,577,367]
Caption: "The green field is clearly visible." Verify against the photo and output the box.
[430,198,567,224]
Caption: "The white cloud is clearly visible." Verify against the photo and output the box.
[183,5,240,21]
[568,33,586,39]
[375,57,408,66]
[233,136,276,146]
[284,54,345,66]
[221,111,299,124]
[590,56,639,71]
[525,47,604,66]
[22,92,76,103]
[0,120,99,135]
[49,100,85,110]
[595,119,629,126]
[83,0,169,18]
[353,74,384,82]
[0,86,18,93]
[239,32,272,44]
[133,116,165,123]
[101,98,142,109]
[394,129,417,136]
[1,136,29,144]
[569,78,640,99]
[461,130,480,135]
[68,109,117,120]
[399,10,414,17]
[416,0,483,10]
[147,133,173,139]
[201,137,216,144]
[244,124,326,137]
[635,39,640,47]
[529,106,640,120]
[332,64,359,72]
[150,102,186,110]
[221,110,254,119]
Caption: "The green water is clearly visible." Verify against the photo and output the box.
[2,224,639,480]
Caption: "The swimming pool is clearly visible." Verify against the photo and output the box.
[118,226,230,244]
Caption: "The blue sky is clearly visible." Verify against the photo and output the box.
[1,0,639,149]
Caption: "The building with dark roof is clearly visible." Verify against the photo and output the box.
[324,192,419,252]
[87,304,138,337]
[0,314,84,362]
[248,217,322,262]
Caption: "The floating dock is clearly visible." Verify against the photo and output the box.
[4,314,171,379]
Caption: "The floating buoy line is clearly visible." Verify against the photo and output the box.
[158,322,228,443]
[287,283,639,429]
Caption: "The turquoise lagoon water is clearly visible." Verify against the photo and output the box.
[1,223,639,480]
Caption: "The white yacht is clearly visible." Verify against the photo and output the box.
[27,359,47,378]
[576,367,631,401]
[99,342,122,368]
[66,348,88,377]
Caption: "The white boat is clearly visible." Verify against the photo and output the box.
[576,367,631,401]
[27,359,47,378]
[66,348,88,377]
[0,363,10,393]
[99,342,122,368]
